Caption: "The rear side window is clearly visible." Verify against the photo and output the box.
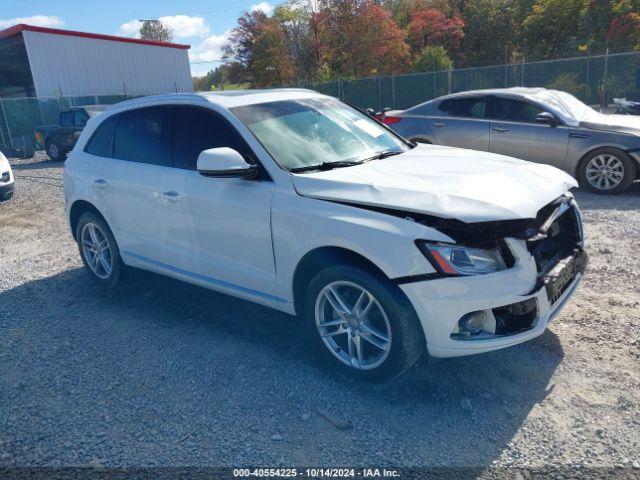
[60,111,73,127]
[438,97,488,118]
[172,106,247,170]
[85,114,120,157]
[493,98,544,123]
[113,107,171,166]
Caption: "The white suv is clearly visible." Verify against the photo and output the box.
[0,151,14,201]
[64,90,587,381]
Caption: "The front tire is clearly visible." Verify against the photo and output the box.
[76,212,123,288]
[578,147,637,194]
[303,264,425,382]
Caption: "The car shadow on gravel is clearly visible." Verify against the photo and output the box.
[574,181,640,211]
[1,267,563,467]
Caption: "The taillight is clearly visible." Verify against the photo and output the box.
[35,131,42,143]
[383,116,401,125]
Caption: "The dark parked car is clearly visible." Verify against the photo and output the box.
[35,105,106,160]
[382,88,640,194]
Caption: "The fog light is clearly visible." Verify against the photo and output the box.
[459,311,487,334]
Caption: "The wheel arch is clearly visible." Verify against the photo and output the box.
[292,246,389,314]
[69,200,108,241]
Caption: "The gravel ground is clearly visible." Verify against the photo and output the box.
[0,153,639,471]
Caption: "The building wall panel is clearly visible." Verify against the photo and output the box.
[23,31,192,97]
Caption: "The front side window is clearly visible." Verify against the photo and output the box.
[493,98,544,123]
[172,107,247,170]
[60,111,73,127]
[74,110,89,127]
[85,114,120,157]
[438,97,488,118]
[231,97,407,171]
[113,107,171,166]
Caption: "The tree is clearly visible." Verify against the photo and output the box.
[312,0,410,77]
[224,10,294,87]
[406,7,464,56]
[607,0,640,50]
[412,45,452,72]
[139,20,174,43]
[459,0,516,66]
[521,0,583,58]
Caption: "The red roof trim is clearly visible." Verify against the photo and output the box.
[0,24,190,50]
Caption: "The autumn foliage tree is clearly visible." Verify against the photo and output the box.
[311,0,410,77]
[217,0,640,87]
[407,7,464,57]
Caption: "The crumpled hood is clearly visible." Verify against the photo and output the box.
[291,145,577,223]
[580,114,640,135]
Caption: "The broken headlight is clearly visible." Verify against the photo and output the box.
[417,241,507,276]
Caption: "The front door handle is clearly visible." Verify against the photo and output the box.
[93,179,109,188]
[433,122,446,128]
[162,191,183,203]
[493,126,509,133]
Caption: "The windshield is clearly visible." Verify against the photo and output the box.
[537,91,599,124]
[231,97,408,171]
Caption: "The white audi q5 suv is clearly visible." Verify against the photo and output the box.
[64,90,587,381]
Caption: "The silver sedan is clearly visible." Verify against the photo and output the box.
[384,87,640,194]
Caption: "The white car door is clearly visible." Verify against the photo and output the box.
[160,106,278,300]
[91,106,174,262]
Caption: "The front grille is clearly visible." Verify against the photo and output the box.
[526,201,581,275]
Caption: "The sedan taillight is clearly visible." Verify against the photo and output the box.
[383,116,401,125]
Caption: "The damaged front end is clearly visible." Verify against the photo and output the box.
[346,194,588,341]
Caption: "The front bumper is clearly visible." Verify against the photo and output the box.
[400,239,586,358]
[0,181,14,201]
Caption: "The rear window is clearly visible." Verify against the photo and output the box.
[85,114,120,158]
[438,97,488,118]
[113,107,171,166]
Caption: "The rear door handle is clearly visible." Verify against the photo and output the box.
[93,179,109,188]
[493,126,509,133]
[432,122,446,128]
[162,191,183,203]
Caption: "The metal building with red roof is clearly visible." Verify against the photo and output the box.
[0,24,192,98]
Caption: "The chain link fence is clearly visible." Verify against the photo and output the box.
[1,51,639,157]
[0,94,143,156]
[300,51,640,112]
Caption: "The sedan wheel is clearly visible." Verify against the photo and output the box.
[579,148,636,194]
[315,281,392,370]
[585,154,624,191]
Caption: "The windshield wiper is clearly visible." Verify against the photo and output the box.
[357,150,403,162]
[289,150,403,174]
[290,160,366,173]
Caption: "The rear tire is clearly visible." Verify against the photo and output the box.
[76,212,123,288]
[45,140,65,161]
[302,264,425,382]
[578,147,636,194]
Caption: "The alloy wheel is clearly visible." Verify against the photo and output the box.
[81,222,113,279]
[315,281,392,370]
[585,154,624,191]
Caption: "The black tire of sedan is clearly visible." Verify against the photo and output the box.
[76,212,123,288]
[46,140,64,161]
[303,264,425,382]
[578,147,637,194]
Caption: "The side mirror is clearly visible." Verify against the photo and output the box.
[197,147,258,179]
[536,111,559,126]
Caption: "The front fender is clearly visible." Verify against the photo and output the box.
[271,190,451,303]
